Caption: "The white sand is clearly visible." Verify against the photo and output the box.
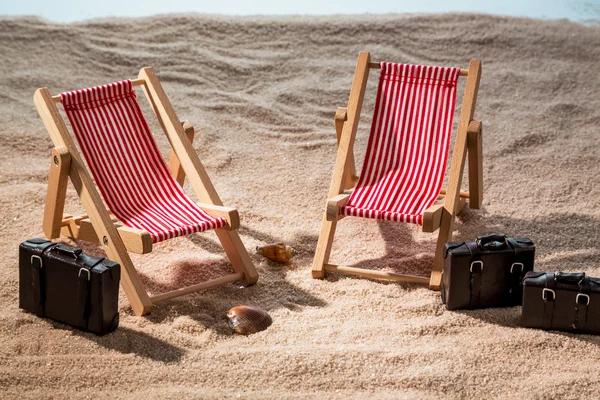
[0,13,599,399]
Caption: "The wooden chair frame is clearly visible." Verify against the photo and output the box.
[312,52,482,290]
[34,67,258,316]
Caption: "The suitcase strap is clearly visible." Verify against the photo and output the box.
[29,242,58,317]
[31,255,44,317]
[77,268,91,329]
[465,242,483,307]
[507,238,526,306]
[573,279,590,331]
[542,274,556,329]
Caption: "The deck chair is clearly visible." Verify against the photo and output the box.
[312,52,483,290]
[34,67,258,316]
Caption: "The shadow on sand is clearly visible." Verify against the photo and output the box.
[331,206,600,282]
[49,322,184,363]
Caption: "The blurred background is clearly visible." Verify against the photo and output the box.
[1,0,599,24]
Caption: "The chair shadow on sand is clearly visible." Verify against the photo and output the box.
[331,205,600,284]
[57,226,326,361]
[56,207,600,358]
[134,225,326,325]
[314,204,600,347]
[326,219,436,286]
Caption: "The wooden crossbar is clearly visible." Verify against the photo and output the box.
[439,189,470,199]
[150,272,244,303]
[51,78,146,103]
[368,62,469,76]
[324,264,430,285]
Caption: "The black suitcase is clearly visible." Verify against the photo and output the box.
[522,272,600,334]
[19,238,120,335]
[441,233,535,310]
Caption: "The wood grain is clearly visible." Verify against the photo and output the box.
[167,120,195,186]
[326,193,350,221]
[324,264,430,285]
[467,120,483,209]
[42,146,71,239]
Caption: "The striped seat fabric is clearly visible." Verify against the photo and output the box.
[341,62,460,225]
[61,80,226,243]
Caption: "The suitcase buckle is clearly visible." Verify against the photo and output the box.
[576,293,590,306]
[510,262,524,274]
[470,261,483,273]
[31,255,43,268]
[78,268,90,281]
[542,288,555,302]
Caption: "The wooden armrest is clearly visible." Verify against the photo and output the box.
[61,216,153,254]
[422,203,444,233]
[468,120,482,134]
[198,203,240,230]
[326,193,350,221]
[181,119,195,136]
[335,107,348,124]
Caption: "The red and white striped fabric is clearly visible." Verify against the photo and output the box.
[341,62,460,225]
[61,80,226,243]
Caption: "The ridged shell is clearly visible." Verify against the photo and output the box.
[227,305,272,335]
[256,243,298,263]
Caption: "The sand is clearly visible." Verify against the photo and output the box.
[0,13,599,399]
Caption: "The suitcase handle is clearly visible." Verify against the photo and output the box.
[476,233,508,250]
[555,272,585,285]
[54,244,83,259]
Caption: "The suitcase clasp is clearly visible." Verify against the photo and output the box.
[576,293,590,306]
[542,288,556,302]
[510,263,524,274]
[470,261,483,273]
[31,255,43,268]
[78,268,90,281]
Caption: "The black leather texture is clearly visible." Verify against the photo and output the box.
[19,239,120,335]
[441,233,535,310]
[522,271,600,334]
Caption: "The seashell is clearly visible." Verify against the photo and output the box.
[227,305,272,335]
[256,243,297,263]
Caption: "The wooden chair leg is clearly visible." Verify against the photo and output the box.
[215,229,259,286]
[313,52,370,279]
[312,217,338,278]
[430,209,455,290]
[43,147,71,239]
[430,60,481,291]
[467,120,483,209]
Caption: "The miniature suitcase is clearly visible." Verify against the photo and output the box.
[522,272,600,334]
[19,238,120,335]
[441,233,535,310]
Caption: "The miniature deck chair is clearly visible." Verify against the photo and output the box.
[34,67,258,316]
[312,52,483,290]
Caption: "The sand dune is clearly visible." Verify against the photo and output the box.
[1,13,599,399]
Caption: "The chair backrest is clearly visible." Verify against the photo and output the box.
[60,80,222,242]
[343,62,460,225]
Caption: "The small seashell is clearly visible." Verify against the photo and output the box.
[227,305,272,335]
[256,243,297,263]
